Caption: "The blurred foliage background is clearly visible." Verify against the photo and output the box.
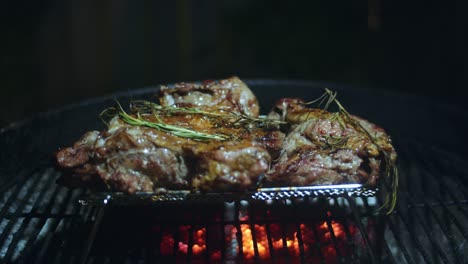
[0,0,466,127]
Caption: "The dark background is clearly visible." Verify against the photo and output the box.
[0,0,467,128]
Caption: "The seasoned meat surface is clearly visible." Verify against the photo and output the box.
[56,79,396,194]
[158,76,259,117]
[56,77,277,193]
[56,120,189,193]
[265,98,396,187]
[57,117,277,193]
[190,144,271,192]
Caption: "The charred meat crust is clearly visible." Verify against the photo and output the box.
[56,115,276,193]
[265,98,396,187]
[55,79,396,194]
[189,145,271,192]
[158,76,260,117]
[56,78,276,193]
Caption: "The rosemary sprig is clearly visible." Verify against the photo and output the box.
[324,135,349,150]
[103,101,231,141]
[305,89,338,110]
[130,100,286,128]
[313,89,398,215]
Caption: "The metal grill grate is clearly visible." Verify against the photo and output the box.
[0,137,467,263]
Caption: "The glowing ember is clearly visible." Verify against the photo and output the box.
[191,228,206,254]
[159,220,354,263]
[320,221,345,240]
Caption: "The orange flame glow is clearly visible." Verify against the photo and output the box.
[160,220,352,263]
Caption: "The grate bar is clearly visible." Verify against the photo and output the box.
[220,218,226,263]
[337,214,357,263]
[151,224,161,262]
[204,226,210,264]
[324,214,344,263]
[310,219,326,264]
[292,200,306,264]
[4,184,62,262]
[0,168,42,222]
[24,219,56,264]
[78,207,105,264]
[247,205,260,263]
[52,203,93,264]
[172,224,180,261]
[233,201,244,264]
[25,190,80,264]
[404,197,449,263]
[294,223,306,264]
[345,195,378,264]
[378,223,397,263]
[186,225,193,263]
[401,200,468,209]
[423,198,464,264]
[262,206,275,263]
[3,213,79,219]
[361,198,397,264]
[397,168,448,263]
[0,170,34,219]
[386,215,416,263]
[0,168,56,254]
[53,198,85,263]
[279,222,291,263]
[394,200,432,262]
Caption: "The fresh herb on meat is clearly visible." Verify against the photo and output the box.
[57,77,279,194]
[321,89,398,214]
[130,100,286,129]
[101,101,231,141]
[267,89,398,214]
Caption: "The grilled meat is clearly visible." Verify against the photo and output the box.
[56,79,396,194]
[158,76,259,116]
[189,144,271,192]
[266,98,396,187]
[56,77,278,193]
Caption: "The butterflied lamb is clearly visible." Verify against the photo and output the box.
[265,96,396,187]
[56,79,396,195]
[56,77,283,193]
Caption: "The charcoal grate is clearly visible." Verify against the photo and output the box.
[0,137,467,263]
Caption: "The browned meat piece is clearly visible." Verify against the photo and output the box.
[56,120,189,193]
[56,77,278,193]
[190,144,271,192]
[266,98,396,187]
[158,76,259,117]
[57,116,274,193]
